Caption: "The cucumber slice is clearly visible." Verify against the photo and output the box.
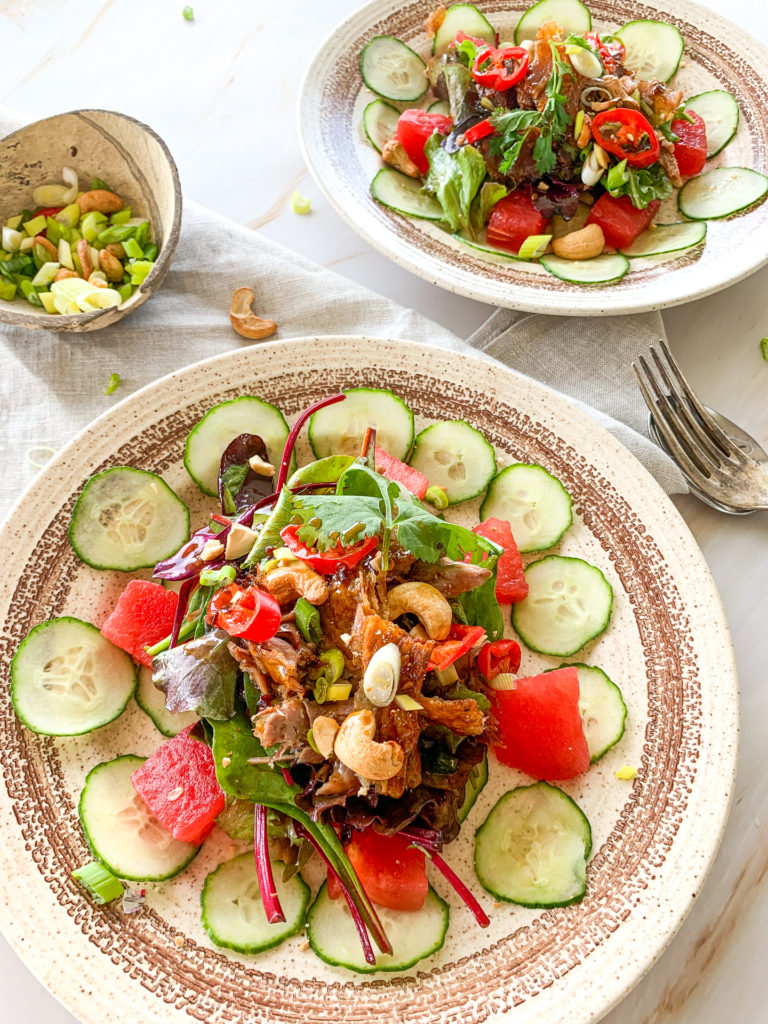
[480,463,572,553]
[409,420,496,504]
[614,20,684,82]
[79,755,199,881]
[569,663,627,762]
[433,4,495,54]
[458,753,488,821]
[678,167,768,221]
[371,169,444,222]
[184,396,290,497]
[68,467,190,571]
[427,99,451,117]
[201,852,310,954]
[512,555,613,657]
[474,782,592,907]
[307,881,448,973]
[515,0,591,44]
[454,230,525,262]
[620,221,706,258]
[11,617,136,736]
[687,90,739,158]
[363,99,400,154]
[136,665,198,738]
[539,253,629,284]
[360,36,427,102]
[308,387,414,460]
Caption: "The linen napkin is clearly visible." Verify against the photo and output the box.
[0,107,684,521]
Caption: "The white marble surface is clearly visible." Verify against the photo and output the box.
[0,0,766,1021]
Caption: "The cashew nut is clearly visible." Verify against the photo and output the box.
[98,247,124,282]
[333,710,404,781]
[381,139,420,179]
[76,239,92,280]
[387,582,452,640]
[105,242,126,259]
[35,235,58,260]
[230,287,277,340]
[261,563,329,605]
[54,268,77,282]
[551,224,605,261]
[77,189,124,215]
[248,453,275,476]
[224,522,258,560]
[312,715,339,759]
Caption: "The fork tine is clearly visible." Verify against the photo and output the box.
[633,358,716,485]
[648,347,725,468]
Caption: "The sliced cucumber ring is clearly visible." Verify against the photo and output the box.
[184,395,290,497]
[475,782,592,907]
[427,99,451,117]
[136,665,198,738]
[480,463,572,553]
[409,420,496,504]
[360,36,427,102]
[201,852,310,954]
[515,0,591,44]
[621,221,706,258]
[307,881,449,973]
[79,755,199,881]
[539,253,629,285]
[371,169,444,222]
[11,617,136,736]
[458,753,488,822]
[687,90,739,158]
[454,230,525,262]
[678,167,768,221]
[615,20,684,82]
[512,555,613,657]
[568,663,627,762]
[363,99,400,154]
[68,467,189,571]
[433,4,495,54]
[308,387,414,460]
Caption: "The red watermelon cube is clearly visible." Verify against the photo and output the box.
[101,579,178,668]
[374,446,429,499]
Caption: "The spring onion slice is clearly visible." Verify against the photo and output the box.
[72,861,124,904]
[26,445,57,470]
[291,191,311,215]
[182,4,194,19]
[518,234,552,259]
[104,372,121,396]
[761,338,768,362]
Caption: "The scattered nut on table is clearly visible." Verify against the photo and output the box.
[229,286,277,340]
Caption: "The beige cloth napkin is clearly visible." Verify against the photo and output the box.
[0,108,684,520]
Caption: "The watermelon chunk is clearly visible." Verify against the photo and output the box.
[101,579,178,668]
[473,518,528,603]
[131,727,225,844]
[374,445,429,499]
[347,828,428,911]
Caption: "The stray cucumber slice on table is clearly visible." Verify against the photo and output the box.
[136,665,198,738]
[201,852,310,954]
[427,99,451,117]
[454,231,525,262]
[614,20,684,82]
[512,555,613,657]
[371,169,444,221]
[363,99,400,153]
[409,420,496,504]
[308,387,414,460]
[678,167,768,220]
[433,4,495,54]
[79,755,199,881]
[360,36,428,102]
[621,221,706,258]
[515,0,590,44]
[539,253,629,285]
[69,467,190,571]
[566,663,627,762]
[185,395,291,496]
[474,781,592,907]
[458,753,488,822]
[307,881,449,973]
[480,463,572,553]
[11,617,136,736]
[686,90,739,158]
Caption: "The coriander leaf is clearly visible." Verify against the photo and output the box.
[393,501,502,564]
[291,493,384,550]
[453,574,504,641]
[532,132,557,176]
[337,462,399,568]
[423,135,488,233]
[152,631,237,720]
[607,161,673,209]
[488,109,540,174]
[469,181,507,235]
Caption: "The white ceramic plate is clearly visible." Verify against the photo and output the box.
[0,337,738,1024]
[298,0,768,315]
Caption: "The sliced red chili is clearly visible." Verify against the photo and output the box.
[583,32,625,73]
[477,639,521,681]
[209,583,281,642]
[428,624,486,672]
[471,46,529,92]
[280,524,378,574]
[591,108,660,169]
[464,119,495,145]
[34,206,64,219]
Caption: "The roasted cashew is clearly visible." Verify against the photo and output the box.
[229,287,277,340]
[261,563,328,605]
[381,139,420,179]
[387,582,452,640]
[77,189,124,215]
[98,247,124,282]
[54,268,77,282]
[35,235,58,260]
[333,710,404,781]
[312,715,339,759]
[76,239,92,280]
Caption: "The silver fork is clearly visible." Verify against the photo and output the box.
[633,339,768,513]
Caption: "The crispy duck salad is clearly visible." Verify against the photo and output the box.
[12,388,630,972]
[362,0,766,285]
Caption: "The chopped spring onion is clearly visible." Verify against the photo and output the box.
[1,226,22,252]
[39,292,57,314]
[20,280,42,306]
[72,861,124,904]
[5,214,22,230]
[0,281,17,301]
[487,672,517,690]
[129,260,154,286]
[291,190,311,215]
[306,727,321,755]
[90,176,112,192]
[518,234,552,259]
[32,183,69,207]
[31,261,60,287]
[183,4,194,19]
[295,597,322,645]
[26,445,58,470]
[394,693,422,711]
[325,682,352,701]
[104,372,121,395]
[425,484,449,510]
[573,109,585,143]
[615,765,638,780]
[122,236,144,259]
[318,648,345,686]
[23,214,47,237]
[58,238,74,269]
[51,277,121,313]
[55,203,81,228]
[81,211,108,243]
[110,207,132,226]
[199,563,237,588]
[605,158,629,192]
[761,338,768,362]
[61,166,79,204]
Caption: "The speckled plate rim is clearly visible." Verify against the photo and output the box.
[298,0,768,315]
[0,336,739,1024]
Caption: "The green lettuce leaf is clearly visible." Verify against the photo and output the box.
[152,632,237,720]
[470,181,507,235]
[453,574,504,641]
[423,135,488,233]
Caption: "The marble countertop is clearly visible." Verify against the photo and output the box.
[1,0,766,1021]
